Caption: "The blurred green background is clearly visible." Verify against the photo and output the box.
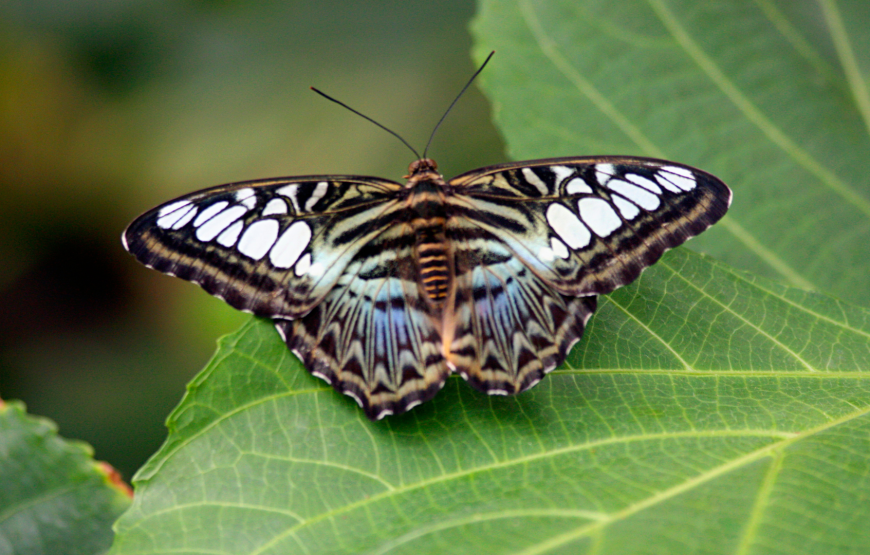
[0,0,504,479]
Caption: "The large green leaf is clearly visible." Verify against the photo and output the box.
[472,0,870,306]
[0,400,131,555]
[109,249,870,554]
[107,2,870,552]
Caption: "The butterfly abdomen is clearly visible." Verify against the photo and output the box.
[407,182,452,306]
[416,228,450,303]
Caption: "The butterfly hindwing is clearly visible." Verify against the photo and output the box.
[448,156,731,297]
[446,222,598,395]
[277,222,450,420]
[123,176,403,319]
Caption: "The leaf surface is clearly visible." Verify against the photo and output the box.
[110,250,870,555]
[0,401,131,555]
[109,2,870,552]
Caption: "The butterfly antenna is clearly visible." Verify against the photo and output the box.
[422,50,494,160]
[310,86,421,160]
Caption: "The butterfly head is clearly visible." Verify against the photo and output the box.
[405,158,439,180]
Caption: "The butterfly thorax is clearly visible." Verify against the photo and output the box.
[405,160,453,309]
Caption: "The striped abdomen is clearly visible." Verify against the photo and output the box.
[414,219,451,305]
[405,172,453,307]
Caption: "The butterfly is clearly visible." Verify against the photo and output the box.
[123,53,731,420]
[124,153,731,419]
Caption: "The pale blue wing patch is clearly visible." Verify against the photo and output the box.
[278,223,449,420]
[446,222,597,395]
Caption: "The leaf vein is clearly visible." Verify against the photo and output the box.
[646,0,870,217]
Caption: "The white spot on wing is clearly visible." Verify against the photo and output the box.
[196,205,249,241]
[156,201,195,229]
[538,246,555,263]
[274,325,287,342]
[270,221,312,268]
[565,337,581,354]
[522,168,549,195]
[192,201,229,227]
[276,184,301,212]
[625,173,662,194]
[613,196,640,220]
[237,219,280,260]
[345,390,365,408]
[216,220,244,247]
[658,166,696,191]
[157,200,191,219]
[546,203,591,249]
[607,179,660,210]
[655,178,681,193]
[374,408,394,420]
[262,198,288,216]
[551,165,574,185]
[235,188,257,209]
[169,205,198,230]
[550,237,570,259]
[305,262,325,278]
[294,253,312,276]
[565,177,592,195]
[578,198,622,237]
[595,163,616,186]
[304,182,328,212]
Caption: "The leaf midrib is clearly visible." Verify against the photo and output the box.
[819,0,870,138]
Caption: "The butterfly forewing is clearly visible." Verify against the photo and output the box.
[123,176,404,319]
[448,156,731,297]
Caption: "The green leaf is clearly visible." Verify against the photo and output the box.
[109,249,870,555]
[107,2,870,552]
[471,0,870,306]
[0,401,131,555]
